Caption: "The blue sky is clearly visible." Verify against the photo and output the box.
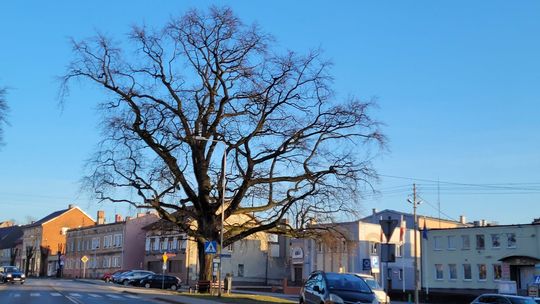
[0,1,539,225]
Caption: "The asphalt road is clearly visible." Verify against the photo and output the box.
[0,279,162,304]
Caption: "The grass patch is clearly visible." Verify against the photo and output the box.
[178,293,296,304]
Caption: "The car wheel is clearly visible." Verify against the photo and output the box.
[144,283,150,288]
[105,278,110,283]
[20,282,24,285]
[123,280,129,286]
[170,284,177,291]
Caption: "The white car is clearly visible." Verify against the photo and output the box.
[355,273,390,304]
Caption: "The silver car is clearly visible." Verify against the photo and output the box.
[117,270,154,286]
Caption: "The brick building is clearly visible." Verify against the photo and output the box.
[21,204,94,277]
[64,211,159,279]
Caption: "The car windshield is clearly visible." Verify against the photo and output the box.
[326,273,372,293]
[360,276,381,290]
[508,298,536,304]
[5,267,20,273]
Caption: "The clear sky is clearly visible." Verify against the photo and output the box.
[0,1,539,225]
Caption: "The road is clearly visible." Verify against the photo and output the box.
[0,279,164,304]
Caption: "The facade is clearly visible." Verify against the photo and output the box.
[64,211,159,279]
[290,209,468,292]
[21,204,95,277]
[0,225,23,267]
[422,222,540,296]
[143,217,289,286]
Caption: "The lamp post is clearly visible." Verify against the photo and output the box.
[194,136,228,297]
[407,184,421,304]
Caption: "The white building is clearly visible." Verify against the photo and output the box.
[423,222,540,296]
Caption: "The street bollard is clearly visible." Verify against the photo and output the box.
[408,293,412,304]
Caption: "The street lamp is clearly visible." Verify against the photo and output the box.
[194,136,228,297]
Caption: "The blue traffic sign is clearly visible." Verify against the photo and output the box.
[204,241,217,254]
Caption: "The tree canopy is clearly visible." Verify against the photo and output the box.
[62,7,384,279]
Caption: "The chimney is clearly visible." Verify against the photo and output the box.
[68,204,75,209]
[372,208,377,215]
[136,213,145,218]
[459,215,466,224]
[115,214,123,223]
[125,216,132,221]
[96,211,105,225]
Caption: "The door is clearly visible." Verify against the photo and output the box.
[294,266,303,285]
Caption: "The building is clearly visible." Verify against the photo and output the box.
[289,209,468,292]
[63,211,159,279]
[0,225,23,267]
[21,204,94,277]
[422,221,540,297]
[143,216,289,286]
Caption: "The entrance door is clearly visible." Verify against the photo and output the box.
[294,266,303,285]
[510,265,521,289]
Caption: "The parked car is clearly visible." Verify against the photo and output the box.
[112,270,132,284]
[534,298,540,304]
[118,270,155,286]
[300,271,378,304]
[137,274,181,290]
[470,294,537,304]
[356,273,390,304]
[0,266,25,284]
[102,270,126,283]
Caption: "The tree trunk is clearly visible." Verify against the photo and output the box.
[197,240,214,281]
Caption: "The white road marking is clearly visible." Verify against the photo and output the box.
[88,293,102,297]
[30,293,40,297]
[51,292,62,296]
[124,294,140,298]
[69,293,82,297]
[13,293,20,297]
[106,294,122,299]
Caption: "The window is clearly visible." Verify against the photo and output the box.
[104,235,112,248]
[463,264,472,280]
[167,238,173,251]
[91,237,100,249]
[103,256,111,268]
[493,264,502,280]
[160,238,168,252]
[113,234,123,247]
[434,236,443,250]
[461,235,470,250]
[77,239,82,252]
[435,264,443,280]
[227,244,233,252]
[152,237,159,251]
[395,244,403,257]
[476,235,485,250]
[171,237,178,250]
[112,256,121,267]
[238,264,244,277]
[478,264,487,280]
[447,236,456,250]
[491,234,500,248]
[317,242,323,253]
[145,238,151,251]
[449,264,457,280]
[507,233,516,248]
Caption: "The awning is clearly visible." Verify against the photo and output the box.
[498,255,540,265]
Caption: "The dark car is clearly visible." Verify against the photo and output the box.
[470,294,537,304]
[137,274,181,290]
[300,271,378,304]
[112,270,132,284]
[0,266,25,284]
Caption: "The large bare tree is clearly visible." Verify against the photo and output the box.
[61,7,384,280]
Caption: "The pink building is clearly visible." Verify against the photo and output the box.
[64,211,159,279]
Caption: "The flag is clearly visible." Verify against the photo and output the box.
[422,221,428,240]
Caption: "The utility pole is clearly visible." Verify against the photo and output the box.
[408,184,421,304]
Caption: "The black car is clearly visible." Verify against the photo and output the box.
[138,274,181,290]
[470,294,537,304]
[300,271,378,304]
[0,266,25,284]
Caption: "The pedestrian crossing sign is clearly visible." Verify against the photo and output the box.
[204,241,217,254]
